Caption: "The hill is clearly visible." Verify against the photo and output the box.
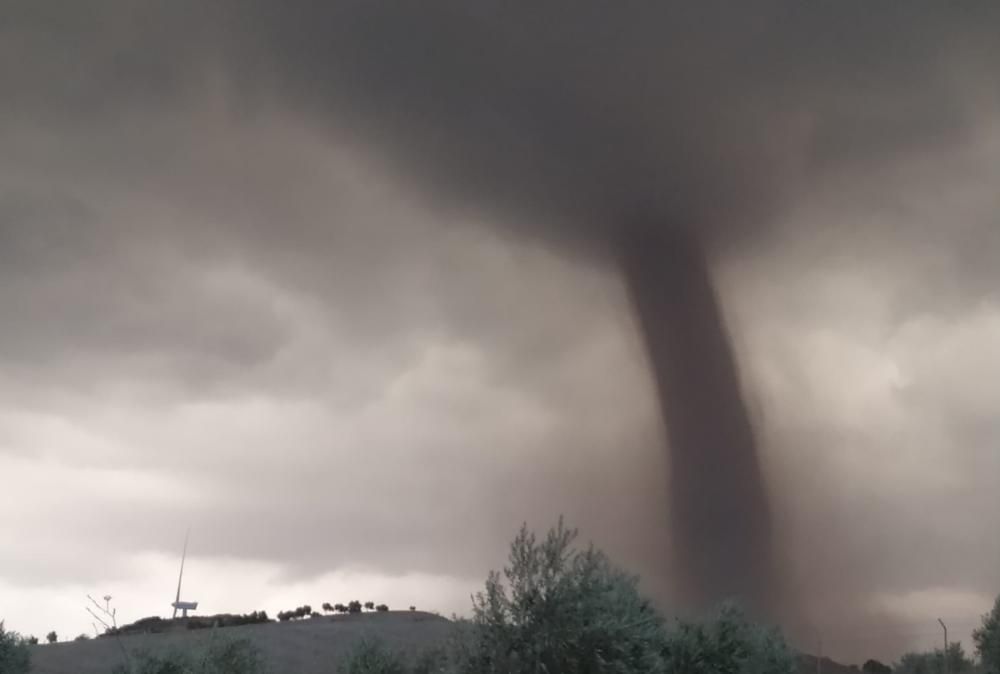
[27,611,453,674]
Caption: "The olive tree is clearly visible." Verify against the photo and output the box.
[460,518,668,673]
[975,594,1000,674]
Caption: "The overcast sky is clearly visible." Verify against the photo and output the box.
[2,2,999,664]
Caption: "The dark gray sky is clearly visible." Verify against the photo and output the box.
[1,1,999,663]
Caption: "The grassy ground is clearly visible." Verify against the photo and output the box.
[27,611,453,674]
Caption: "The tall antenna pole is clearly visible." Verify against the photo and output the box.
[173,528,190,619]
[938,618,948,674]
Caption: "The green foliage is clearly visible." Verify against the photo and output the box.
[339,637,407,674]
[661,603,795,674]
[974,594,1000,674]
[111,635,267,674]
[894,642,975,674]
[461,518,668,673]
[0,621,32,674]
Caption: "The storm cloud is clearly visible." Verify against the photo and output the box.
[2,1,999,662]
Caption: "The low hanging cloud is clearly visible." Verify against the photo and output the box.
[2,2,999,663]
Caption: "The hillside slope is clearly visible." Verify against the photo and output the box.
[28,611,453,674]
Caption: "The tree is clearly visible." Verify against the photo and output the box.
[74,633,90,641]
[25,636,38,645]
[348,600,363,614]
[376,604,389,612]
[894,643,974,674]
[974,594,1000,674]
[46,631,58,644]
[322,602,334,614]
[0,621,32,674]
[334,603,348,614]
[364,601,375,612]
[461,518,668,673]
[863,659,893,674]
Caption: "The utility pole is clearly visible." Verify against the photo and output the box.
[938,618,948,674]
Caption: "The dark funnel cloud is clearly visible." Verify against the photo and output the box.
[621,225,775,612]
[211,1,998,618]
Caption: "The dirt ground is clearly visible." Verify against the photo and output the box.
[27,611,455,674]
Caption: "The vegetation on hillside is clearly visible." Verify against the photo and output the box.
[0,621,32,674]
[110,635,267,674]
[339,518,796,674]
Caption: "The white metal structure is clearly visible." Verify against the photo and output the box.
[171,529,199,619]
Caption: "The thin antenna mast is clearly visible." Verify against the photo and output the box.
[173,529,190,619]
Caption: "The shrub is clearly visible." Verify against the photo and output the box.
[365,601,376,612]
[339,637,406,674]
[111,635,266,674]
[26,635,39,645]
[409,606,416,612]
[0,621,32,674]
[661,602,795,674]
[75,633,91,641]
[460,518,668,674]
[376,604,389,612]
[863,659,892,674]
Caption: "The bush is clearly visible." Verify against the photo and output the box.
[365,601,376,612]
[376,604,389,612]
[459,518,668,674]
[339,637,407,674]
[111,635,266,674]
[863,659,892,674]
[661,602,795,674]
[975,594,1000,674]
[0,621,32,674]
[75,633,91,641]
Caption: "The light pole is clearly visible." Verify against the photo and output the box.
[938,618,948,674]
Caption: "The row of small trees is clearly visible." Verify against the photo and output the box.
[320,601,390,615]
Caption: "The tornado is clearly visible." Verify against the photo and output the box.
[620,225,775,612]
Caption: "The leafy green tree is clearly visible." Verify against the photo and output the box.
[0,621,32,674]
[974,594,1000,674]
[461,518,668,673]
